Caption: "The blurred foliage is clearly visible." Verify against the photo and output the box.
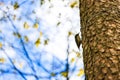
[13,2,19,9]
[51,72,56,76]
[56,22,61,26]
[61,71,68,77]
[13,32,21,38]
[0,42,2,48]
[77,69,84,76]
[70,0,79,8]
[33,23,39,29]
[0,0,84,80]
[24,22,30,29]
[71,58,75,63]
[35,38,41,47]
[68,31,73,36]
[44,39,49,45]
[0,58,5,63]
[39,31,43,37]
[40,0,45,5]
[24,36,29,42]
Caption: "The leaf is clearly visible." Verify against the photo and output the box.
[41,0,45,5]
[68,31,72,36]
[0,58,5,63]
[0,42,2,48]
[35,38,41,47]
[14,2,19,9]
[76,52,81,57]
[71,58,75,63]
[77,69,84,76]
[57,22,61,26]
[33,23,39,29]
[24,22,29,29]
[51,72,55,76]
[13,32,21,38]
[39,32,43,37]
[70,1,77,8]
[24,36,29,42]
[44,39,49,45]
[61,71,68,77]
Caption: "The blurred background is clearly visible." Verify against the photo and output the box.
[0,0,84,80]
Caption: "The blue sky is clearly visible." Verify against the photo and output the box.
[0,0,85,80]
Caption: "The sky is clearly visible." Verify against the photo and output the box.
[0,0,85,80]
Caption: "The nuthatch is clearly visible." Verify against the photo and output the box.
[75,33,81,48]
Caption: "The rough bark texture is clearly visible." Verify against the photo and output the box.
[79,0,120,80]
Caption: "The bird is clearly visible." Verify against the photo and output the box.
[75,33,81,49]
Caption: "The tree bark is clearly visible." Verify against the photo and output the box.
[79,0,120,80]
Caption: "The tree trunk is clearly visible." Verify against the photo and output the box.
[79,0,120,80]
